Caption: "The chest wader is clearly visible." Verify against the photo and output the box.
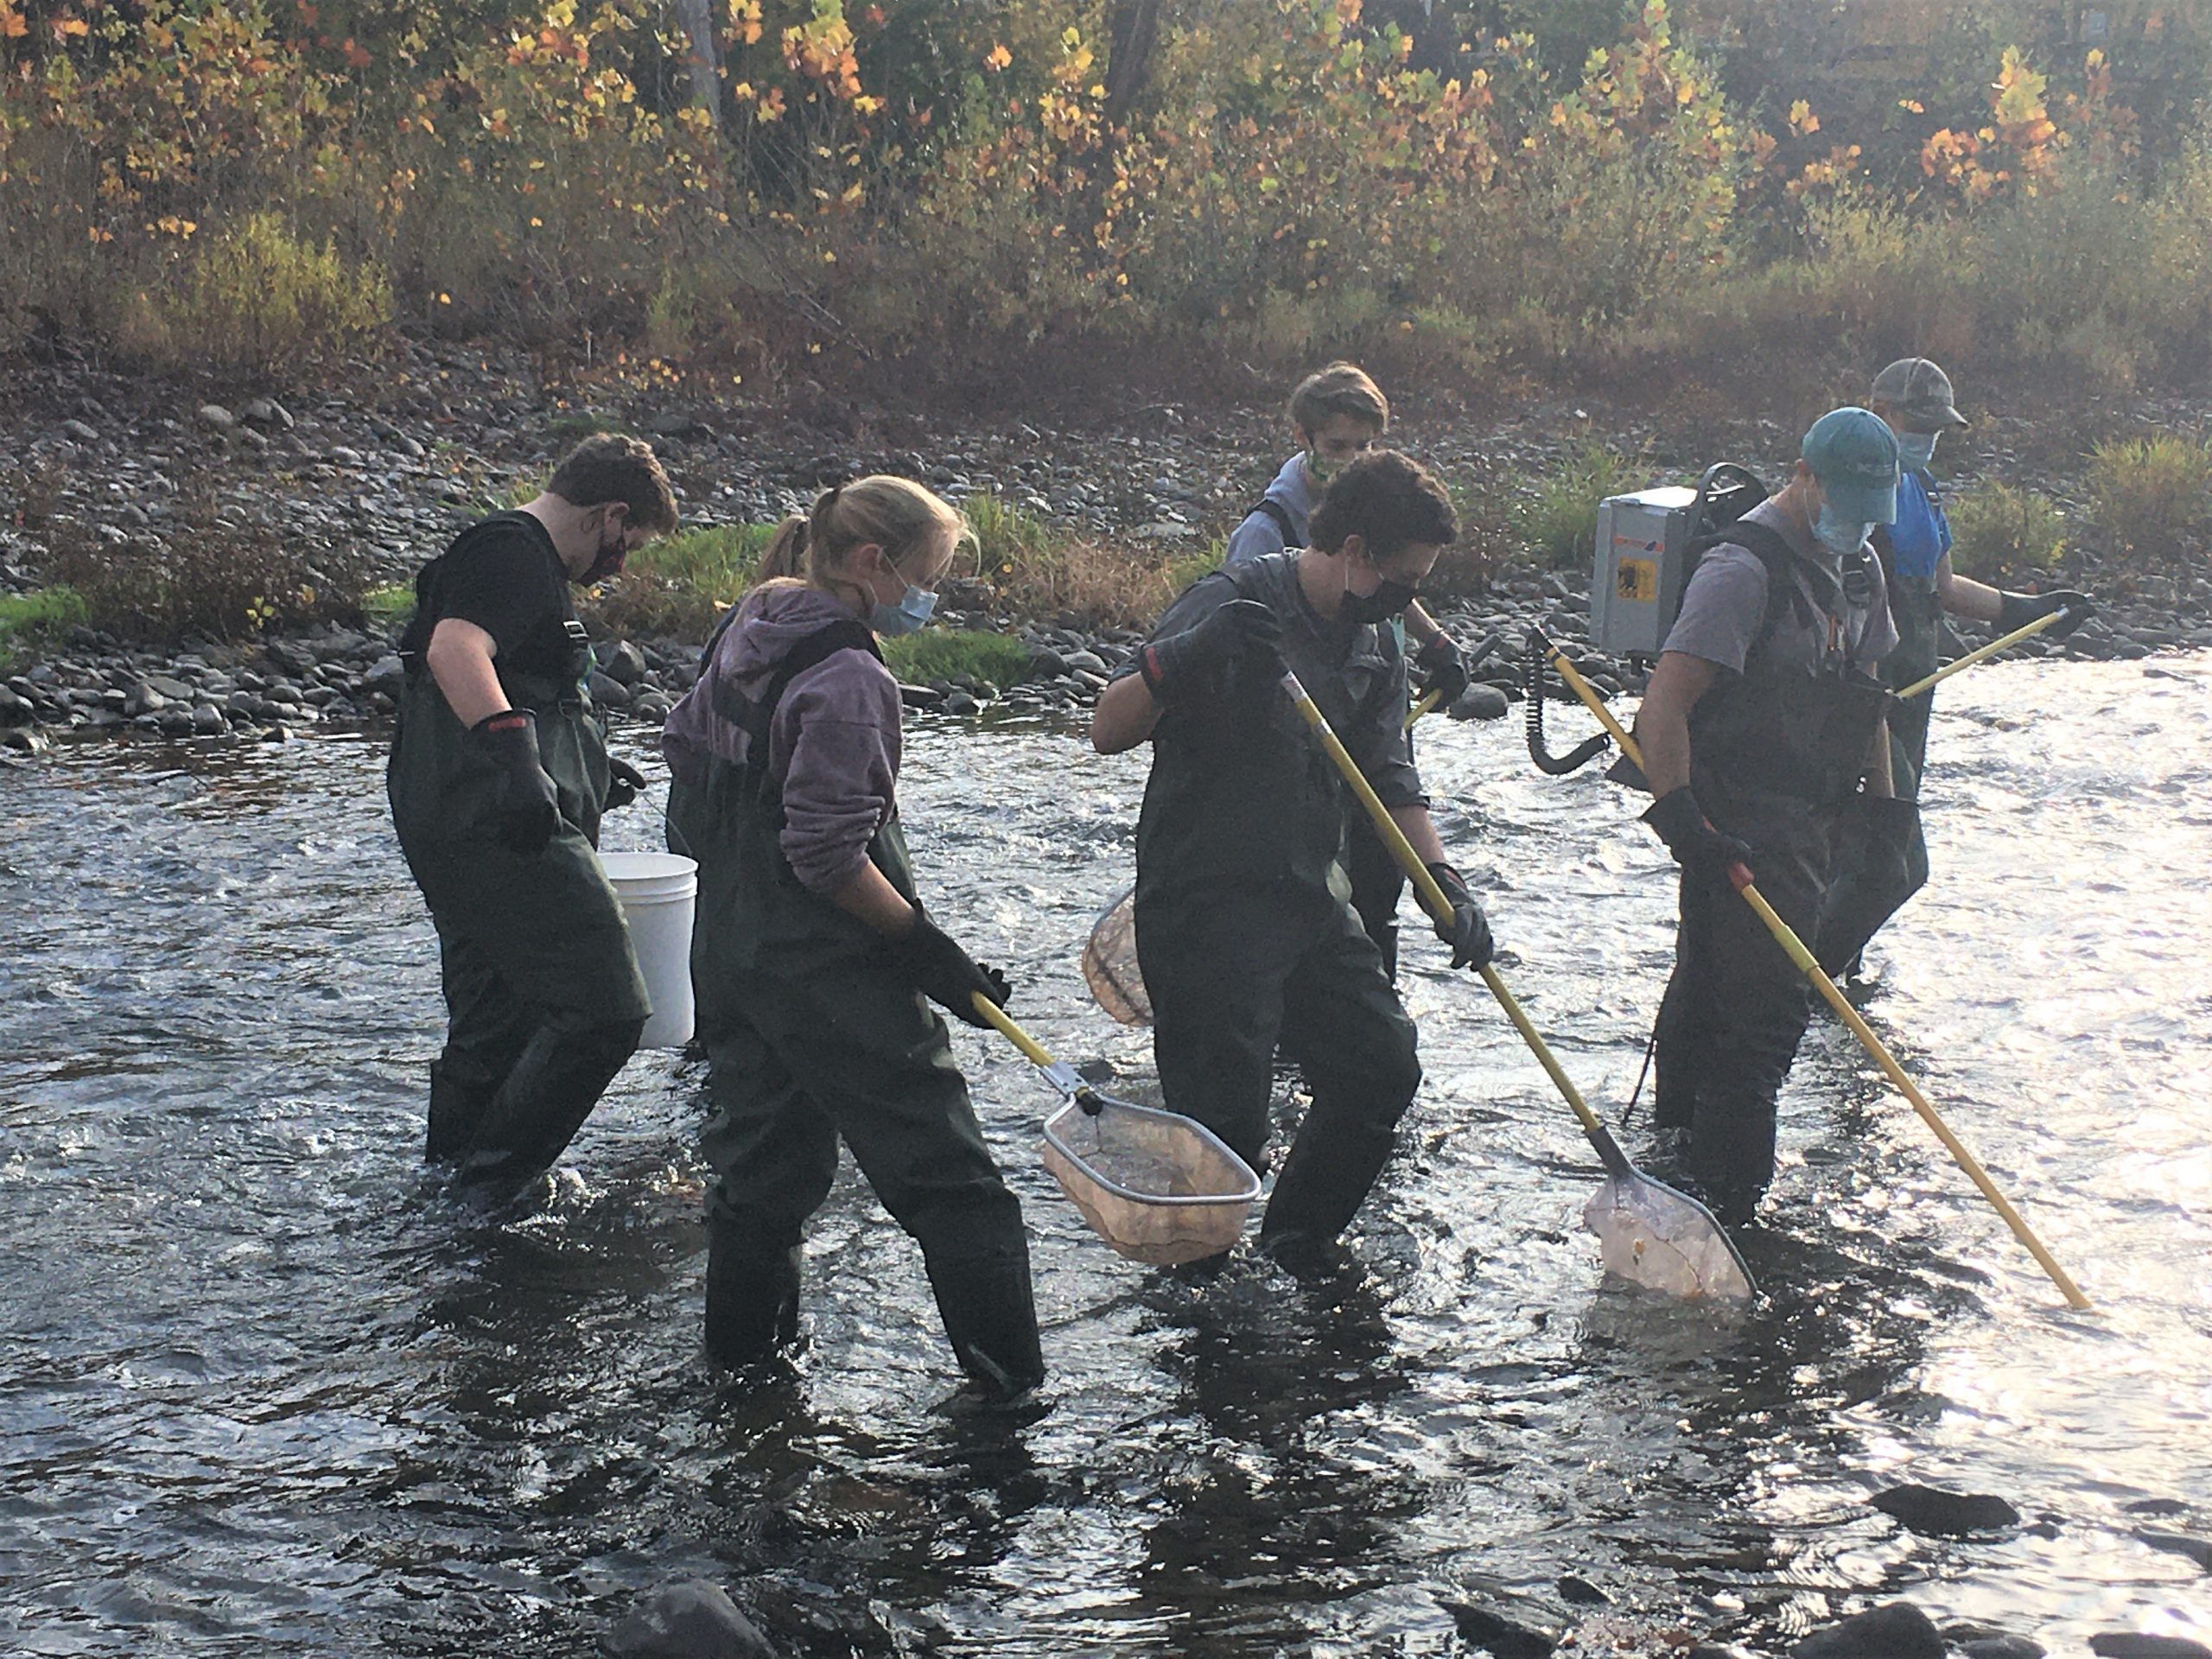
[688,621,1040,1393]
[387,626,649,1184]
[1340,618,1412,979]
[1650,525,1892,1218]
[1134,601,1422,1255]
[1815,545,1941,979]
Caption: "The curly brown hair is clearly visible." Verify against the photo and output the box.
[1306,450,1457,560]
[545,434,680,534]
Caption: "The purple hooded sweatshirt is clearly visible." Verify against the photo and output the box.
[662,584,902,897]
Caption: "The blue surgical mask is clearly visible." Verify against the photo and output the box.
[1897,432,1939,469]
[1813,502,1872,557]
[871,583,938,637]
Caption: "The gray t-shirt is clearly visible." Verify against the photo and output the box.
[1223,454,1317,568]
[1662,499,1897,677]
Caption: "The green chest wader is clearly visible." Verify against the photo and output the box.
[387,625,648,1171]
[684,620,1043,1391]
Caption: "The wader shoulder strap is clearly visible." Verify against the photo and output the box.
[1248,497,1300,548]
[715,618,884,749]
[1696,519,1821,638]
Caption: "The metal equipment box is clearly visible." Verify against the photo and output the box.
[1590,486,1700,661]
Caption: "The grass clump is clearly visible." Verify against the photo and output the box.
[960,493,1185,628]
[1511,441,1636,571]
[160,213,391,372]
[0,588,88,667]
[586,522,779,640]
[2087,435,2212,569]
[1945,482,2069,583]
[880,629,1031,688]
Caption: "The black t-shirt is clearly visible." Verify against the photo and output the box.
[399,512,580,680]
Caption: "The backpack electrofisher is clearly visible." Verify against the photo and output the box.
[1588,464,1767,664]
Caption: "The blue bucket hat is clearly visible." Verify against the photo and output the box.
[1802,407,1900,525]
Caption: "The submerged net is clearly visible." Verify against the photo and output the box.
[1082,889,1153,1027]
[1582,1174,1756,1301]
[1040,1095,1259,1265]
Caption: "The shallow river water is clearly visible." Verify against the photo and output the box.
[3,652,2209,1657]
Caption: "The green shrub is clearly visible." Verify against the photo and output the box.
[1944,481,2069,583]
[2088,434,2212,568]
[1512,441,1637,570]
[0,588,88,667]
[48,513,375,645]
[880,628,1031,688]
[586,522,780,640]
[162,212,391,372]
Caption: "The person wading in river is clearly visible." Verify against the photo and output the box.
[1092,451,1491,1265]
[661,478,1042,1395]
[1815,358,2095,980]
[1632,409,1901,1224]
[388,435,677,1192]
[1224,363,1473,978]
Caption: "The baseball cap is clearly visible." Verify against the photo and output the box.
[1871,357,1970,431]
[1802,407,1900,525]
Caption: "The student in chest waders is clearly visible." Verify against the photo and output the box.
[1092,452,1493,1266]
[1815,359,2095,979]
[660,478,1042,1395]
[1222,363,1475,979]
[388,435,677,1192]
[1630,409,1903,1224]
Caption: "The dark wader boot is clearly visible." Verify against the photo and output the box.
[1817,567,1938,976]
[687,625,1041,1391]
[1651,551,1891,1219]
[389,650,650,1190]
[1138,875,1421,1249]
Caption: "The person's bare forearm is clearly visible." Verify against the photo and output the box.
[828,858,918,938]
[1936,556,2004,623]
[1637,652,1714,798]
[1090,673,1162,753]
[1389,802,1446,866]
[425,619,510,727]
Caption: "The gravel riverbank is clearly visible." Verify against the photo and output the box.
[5,349,2209,755]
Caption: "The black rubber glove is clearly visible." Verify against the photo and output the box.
[603,757,647,812]
[885,906,1013,1028]
[1643,785,1755,882]
[1414,633,1471,709]
[1425,861,1494,970]
[1138,598,1283,702]
[1998,588,2094,639]
[468,709,563,855]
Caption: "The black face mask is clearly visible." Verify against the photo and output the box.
[1342,578,1417,626]
[577,521,627,586]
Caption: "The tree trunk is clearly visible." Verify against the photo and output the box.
[672,0,722,128]
[1103,0,1165,131]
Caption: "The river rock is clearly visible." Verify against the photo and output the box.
[588,671,632,709]
[240,397,295,430]
[191,703,226,735]
[603,1580,776,1659]
[1791,1603,1944,1659]
[2,726,48,753]
[1452,684,1511,721]
[1440,1601,1555,1658]
[125,680,169,716]
[1961,1638,2046,1659]
[195,403,236,431]
[943,690,981,716]
[2137,1530,2212,1569]
[631,690,671,721]
[1061,649,1109,675]
[601,639,649,686]
[1872,1484,2022,1535]
[156,707,195,737]
[365,655,407,696]
[898,683,945,710]
[2090,1638,2212,1659]
[0,685,29,726]
[60,417,100,443]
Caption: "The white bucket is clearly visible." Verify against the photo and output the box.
[600,851,697,1049]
